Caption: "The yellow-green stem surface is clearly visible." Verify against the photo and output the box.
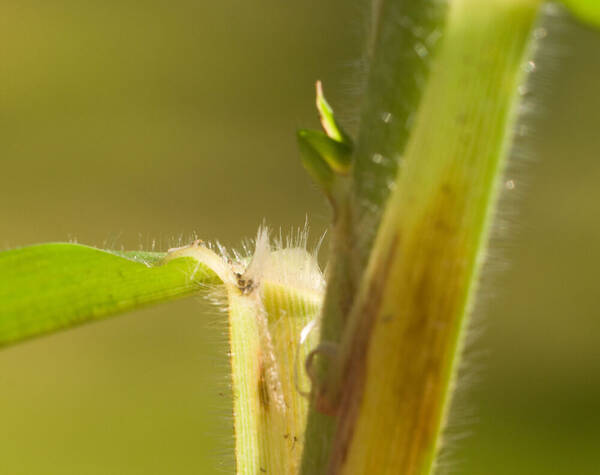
[330,1,542,473]
[169,243,323,474]
[228,291,264,474]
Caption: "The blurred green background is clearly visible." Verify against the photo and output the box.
[0,1,598,474]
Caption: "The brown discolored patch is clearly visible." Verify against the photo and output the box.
[328,179,473,473]
[235,272,256,295]
[326,232,400,470]
[258,359,270,409]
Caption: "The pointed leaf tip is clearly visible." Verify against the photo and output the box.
[315,80,352,145]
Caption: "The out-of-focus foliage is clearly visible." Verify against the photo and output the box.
[561,0,600,28]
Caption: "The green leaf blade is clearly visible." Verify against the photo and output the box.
[0,243,219,347]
